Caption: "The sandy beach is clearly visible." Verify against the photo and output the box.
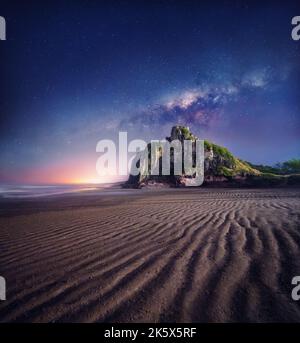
[0,187,300,322]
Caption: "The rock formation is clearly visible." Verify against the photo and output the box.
[125,126,300,188]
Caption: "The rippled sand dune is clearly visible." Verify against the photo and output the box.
[0,188,300,322]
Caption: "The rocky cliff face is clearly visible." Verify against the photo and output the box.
[125,125,260,188]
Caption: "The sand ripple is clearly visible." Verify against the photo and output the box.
[0,188,300,322]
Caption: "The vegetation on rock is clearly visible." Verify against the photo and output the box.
[125,125,300,188]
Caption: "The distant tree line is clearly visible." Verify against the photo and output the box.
[249,159,300,175]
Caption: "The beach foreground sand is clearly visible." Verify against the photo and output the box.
[0,188,300,322]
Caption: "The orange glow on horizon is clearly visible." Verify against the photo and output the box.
[2,157,127,185]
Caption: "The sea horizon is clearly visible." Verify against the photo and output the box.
[0,182,123,199]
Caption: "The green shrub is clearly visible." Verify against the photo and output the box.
[218,166,234,177]
[212,144,235,165]
[204,140,212,150]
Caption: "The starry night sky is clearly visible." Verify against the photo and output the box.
[0,0,300,184]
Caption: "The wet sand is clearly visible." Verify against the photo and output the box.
[0,188,300,322]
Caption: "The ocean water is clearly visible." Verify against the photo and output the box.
[0,184,116,198]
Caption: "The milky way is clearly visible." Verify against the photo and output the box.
[0,0,299,183]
